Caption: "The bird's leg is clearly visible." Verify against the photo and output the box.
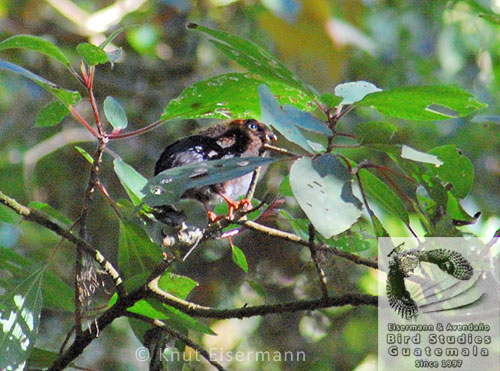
[218,193,252,220]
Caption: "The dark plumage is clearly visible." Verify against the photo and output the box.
[154,119,276,222]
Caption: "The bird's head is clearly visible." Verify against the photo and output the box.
[231,119,277,144]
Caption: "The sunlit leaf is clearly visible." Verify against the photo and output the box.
[231,245,248,273]
[76,43,109,66]
[335,81,382,105]
[401,145,443,166]
[143,156,275,207]
[188,23,317,99]
[0,58,80,105]
[290,155,363,238]
[104,96,128,130]
[113,159,148,206]
[74,146,94,164]
[427,145,474,199]
[259,84,319,153]
[0,266,45,370]
[161,73,315,121]
[0,35,71,67]
[358,85,487,120]
[34,101,69,128]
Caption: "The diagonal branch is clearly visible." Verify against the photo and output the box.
[308,224,329,297]
[0,190,125,296]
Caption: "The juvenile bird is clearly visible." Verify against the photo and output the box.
[154,119,277,223]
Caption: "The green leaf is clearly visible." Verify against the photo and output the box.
[100,25,138,49]
[104,96,128,130]
[42,271,74,312]
[290,155,363,238]
[247,279,266,298]
[427,145,474,199]
[188,23,317,99]
[162,306,215,335]
[0,35,71,67]
[357,85,487,121]
[27,347,77,369]
[34,101,69,127]
[118,220,163,279]
[113,159,148,206]
[358,169,409,224]
[0,204,21,224]
[334,81,382,105]
[157,272,198,300]
[161,73,315,121]
[320,93,342,109]
[143,156,275,207]
[76,43,109,66]
[74,146,94,164]
[0,265,45,370]
[231,245,248,273]
[0,58,81,105]
[28,202,71,226]
[355,121,398,145]
[479,13,500,25]
[401,145,443,166]
[259,84,318,153]
[279,175,293,197]
[446,192,479,225]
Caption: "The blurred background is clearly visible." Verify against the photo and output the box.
[0,0,499,369]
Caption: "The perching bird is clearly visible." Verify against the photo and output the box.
[153,119,277,224]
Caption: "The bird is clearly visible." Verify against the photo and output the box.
[153,119,277,224]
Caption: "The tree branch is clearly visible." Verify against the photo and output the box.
[308,224,329,297]
[0,190,125,296]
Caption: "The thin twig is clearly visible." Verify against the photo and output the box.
[308,224,329,297]
[125,313,226,371]
[68,106,101,139]
[263,143,300,157]
[108,119,165,139]
[240,220,378,269]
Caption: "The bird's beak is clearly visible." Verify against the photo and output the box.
[265,130,278,142]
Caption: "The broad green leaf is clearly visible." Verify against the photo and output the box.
[161,73,315,121]
[358,169,409,224]
[42,271,74,312]
[334,81,382,105]
[401,145,443,166]
[247,279,266,298]
[335,232,373,252]
[0,247,74,312]
[479,13,500,25]
[35,101,69,127]
[281,103,332,135]
[113,159,147,206]
[427,145,474,199]
[104,96,128,130]
[28,201,71,226]
[357,85,487,121]
[162,306,215,335]
[355,121,398,145]
[320,93,342,109]
[157,272,198,300]
[290,155,363,238]
[279,175,293,197]
[74,146,94,164]
[143,156,275,207]
[446,192,479,225]
[188,23,317,98]
[76,43,109,66]
[231,245,248,273]
[118,220,163,279]
[0,265,45,370]
[0,58,81,105]
[0,35,71,67]
[259,84,317,153]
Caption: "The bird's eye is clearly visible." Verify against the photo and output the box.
[246,120,259,131]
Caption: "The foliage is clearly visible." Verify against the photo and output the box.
[0,1,498,370]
